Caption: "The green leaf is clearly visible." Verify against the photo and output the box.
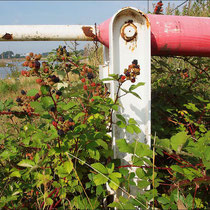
[136,168,146,179]
[88,149,100,160]
[126,125,134,134]
[158,197,170,205]
[108,74,118,80]
[109,173,121,190]
[108,202,121,208]
[41,96,54,108]
[27,89,39,96]
[91,163,108,174]
[128,118,137,125]
[110,172,121,178]
[63,102,77,111]
[129,82,145,91]
[129,124,141,134]
[185,194,193,209]
[134,142,153,158]
[171,165,184,174]
[30,101,44,112]
[107,163,115,174]
[112,104,118,111]
[93,174,108,185]
[171,131,189,152]
[116,114,126,124]
[64,160,73,174]
[157,139,170,148]
[96,139,108,150]
[0,101,4,111]
[17,159,35,168]
[119,168,129,176]
[10,171,21,178]
[137,180,150,189]
[46,198,53,205]
[40,85,50,95]
[121,88,129,93]
[73,112,85,122]
[102,78,114,81]
[184,103,199,112]
[116,139,133,153]
[132,156,144,166]
[116,121,126,128]
[130,91,141,99]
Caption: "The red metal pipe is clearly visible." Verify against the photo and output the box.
[98,14,210,57]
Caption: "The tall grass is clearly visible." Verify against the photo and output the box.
[0,77,38,101]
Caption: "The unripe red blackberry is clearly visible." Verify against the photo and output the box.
[36,78,43,84]
[58,116,65,122]
[26,56,31,61]
[81,78,86,83]
[91,82,96,87]
[52,120,57,127]
[23,61,29,67]
[42,62,47,67]
[29,61,34,68]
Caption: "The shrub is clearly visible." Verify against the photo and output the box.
[0,46,209,209]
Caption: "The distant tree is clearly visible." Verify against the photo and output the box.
[1,51,14,59]
[42,52,49,58]
[14,54,21,58]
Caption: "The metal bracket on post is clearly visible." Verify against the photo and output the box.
[100,7,151,195]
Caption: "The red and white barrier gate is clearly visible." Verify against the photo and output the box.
[0,6,210,195]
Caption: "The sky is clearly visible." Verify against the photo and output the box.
[0,1,184,55]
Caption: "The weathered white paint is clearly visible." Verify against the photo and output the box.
[0,25,96,41]
[100,7,151,195]
[110,6,151,160]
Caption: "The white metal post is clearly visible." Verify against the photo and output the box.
[100,7,151,195]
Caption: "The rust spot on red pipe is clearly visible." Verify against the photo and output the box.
[82,26,98,41]
[2,33,13,40]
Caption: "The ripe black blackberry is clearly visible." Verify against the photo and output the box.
[21,90,26,95]
[69,126,74,131]
[69,118,74,122]
[87,73,94,79]
[50,106,56,112]
[58,129,64,136]
[34,60,40,69]
[16,97,22,102]
[125,72,130,77]
[56,91,62,96]
[132,59,138,65]
[53,77,60,83]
